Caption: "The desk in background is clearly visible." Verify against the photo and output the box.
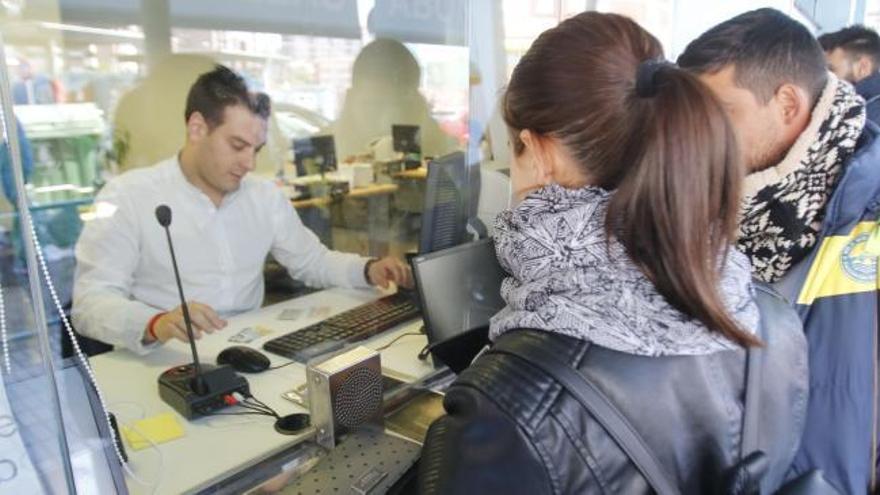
[91,287,434,494]
[290,182,398,209]
[391,167,427,181]
[289,182,399,257]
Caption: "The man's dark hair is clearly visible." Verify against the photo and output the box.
[184,64,271,127]
[677,8,827,105]
[818,25,880,67]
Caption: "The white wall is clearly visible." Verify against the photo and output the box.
[667,0,815,58]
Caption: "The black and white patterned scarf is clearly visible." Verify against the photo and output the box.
[738,74,866,283]
[490,184,759,356]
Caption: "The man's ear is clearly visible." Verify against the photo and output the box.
[519,129,553,186]
[775,83,811,128]
[854,55,874,81]
[186,112,209,142]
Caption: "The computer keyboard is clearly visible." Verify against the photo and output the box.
[263,292,421,362]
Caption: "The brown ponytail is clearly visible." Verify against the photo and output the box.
[503,12,760,347]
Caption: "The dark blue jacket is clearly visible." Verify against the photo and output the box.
[778,121,880,494]
[856,72,880,126]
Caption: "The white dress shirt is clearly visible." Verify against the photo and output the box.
[72,156,370,354]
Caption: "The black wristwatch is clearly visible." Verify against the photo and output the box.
[363,258,379,285]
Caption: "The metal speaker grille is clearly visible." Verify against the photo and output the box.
[333,367,382,428]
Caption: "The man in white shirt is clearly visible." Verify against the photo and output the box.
[73,65,411,354]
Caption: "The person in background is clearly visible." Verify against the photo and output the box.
[418,12,807,494]
[0,117,33,205]
[0,117,34,278]
[328,38,456,160]
[819,25,880,124]
[679,9,880,493]
[12,59,57,105]
[73,65,412,354]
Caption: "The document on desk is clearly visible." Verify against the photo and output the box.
[229,325,275,343]
[274,306,338,325]
[278,309,305,321]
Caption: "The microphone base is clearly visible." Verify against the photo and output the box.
[158,363,249,420]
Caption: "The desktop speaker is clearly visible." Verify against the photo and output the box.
[307,346,384,449]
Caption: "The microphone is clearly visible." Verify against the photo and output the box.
[155,205,206,394]
[155,204,171,227]
[154,204,249,418]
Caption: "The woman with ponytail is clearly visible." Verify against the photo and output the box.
[418,12,808,494]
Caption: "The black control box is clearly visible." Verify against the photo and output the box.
[158,363,249,419]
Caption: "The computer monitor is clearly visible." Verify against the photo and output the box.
[418,151,482,254]
[293,135,337,177]
[392,125,420,154]
[411,238,506,347]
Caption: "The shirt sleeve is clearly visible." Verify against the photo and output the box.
[268,188,372,290]
[72,180,161,355]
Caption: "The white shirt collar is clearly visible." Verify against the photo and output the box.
[169,153,244,210]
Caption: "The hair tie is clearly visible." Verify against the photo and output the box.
[635,59,675,98]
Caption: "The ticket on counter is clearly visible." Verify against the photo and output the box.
[254,325,274,336]
[308,306,333,319]
[228,325,275,343]
[228,327,259,343]
[278,308,305,321]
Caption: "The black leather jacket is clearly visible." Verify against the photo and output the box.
[418,284,808,494]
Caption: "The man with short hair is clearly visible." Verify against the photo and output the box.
[73,65,411,354]
[680,9,880,493]
[819,25,880,124]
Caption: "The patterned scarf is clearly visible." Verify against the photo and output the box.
[738,74,866,283]
[490,184,759,356]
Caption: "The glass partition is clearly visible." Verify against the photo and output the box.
[0,29,123,493]
[0,0,838,492]
[2,1,471,304]
[0,1,472,492]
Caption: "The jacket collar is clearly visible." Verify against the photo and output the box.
[855,72,880,103]
[821,121,880,235]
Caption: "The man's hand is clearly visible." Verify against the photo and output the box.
[145,301,227,344]
[367,257,413,289]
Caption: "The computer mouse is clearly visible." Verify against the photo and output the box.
[216,346,271,373]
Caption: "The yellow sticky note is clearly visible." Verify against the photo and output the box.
[121,412,185,451]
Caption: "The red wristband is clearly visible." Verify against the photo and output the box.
[147,312,165,342]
